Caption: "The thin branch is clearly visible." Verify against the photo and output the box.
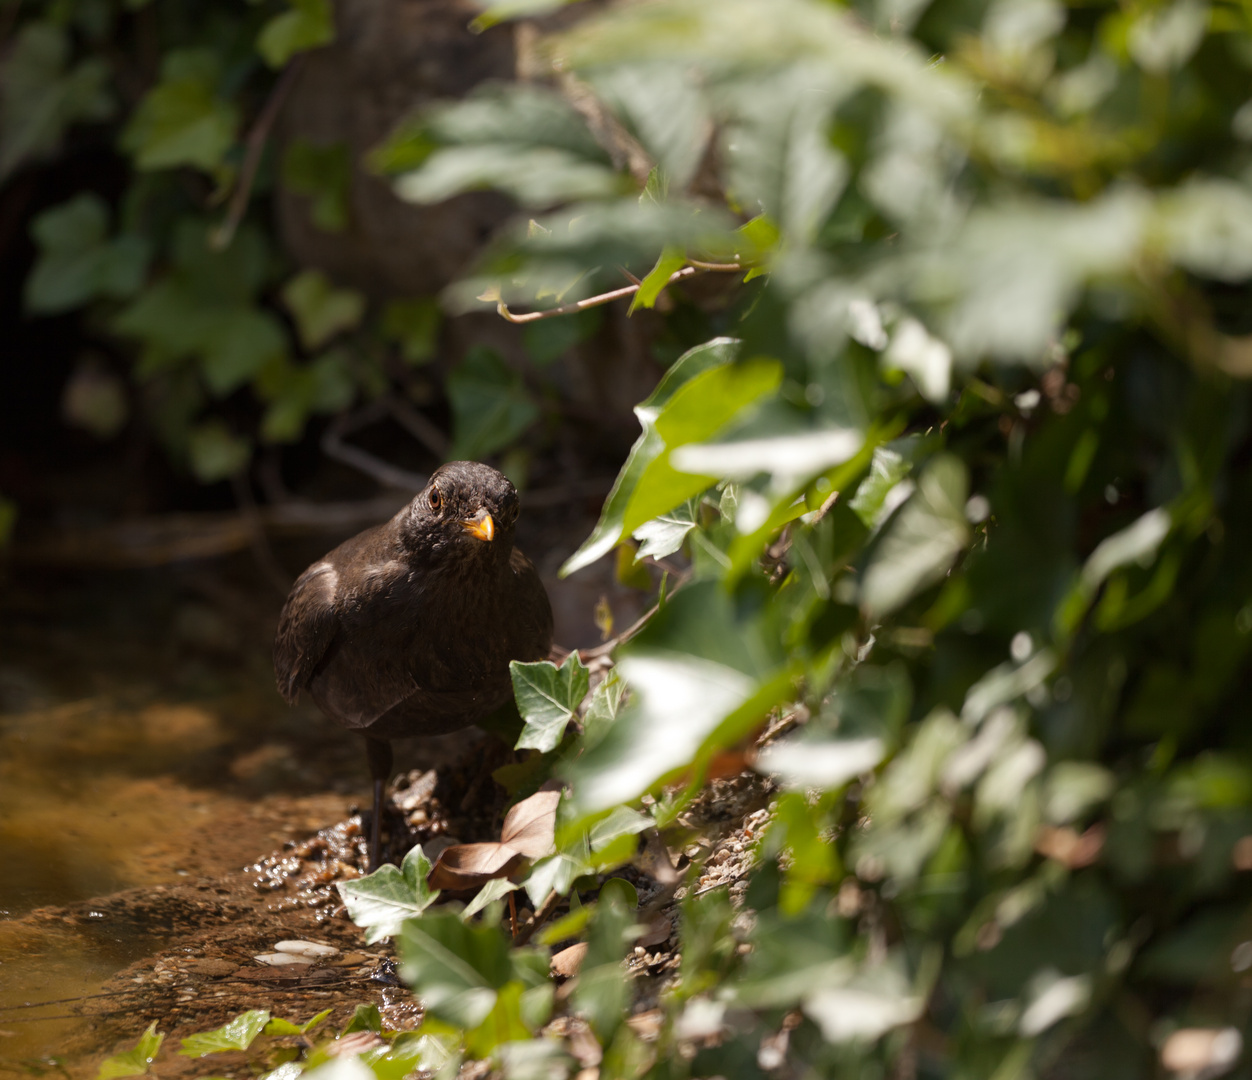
[321,400,428,492]
[513,889,562,946]
[576,570,692,662]
[495,262,743,324]
[230,471,292,594]
[212,55,306,251]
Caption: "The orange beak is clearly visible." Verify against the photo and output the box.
[461,510,495,542]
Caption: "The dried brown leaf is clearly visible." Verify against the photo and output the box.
[427,842,525,890]
[500,789,561,858]
[551,941,589,978]
[637,914,672,948]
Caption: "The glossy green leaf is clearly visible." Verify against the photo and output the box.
[178,1010,271,1056]
[336,846,441,945]
[512,653,591,753]
[398,912,514,1029]
[860,454,969,617]
[97,1021,163,1079]
[561,337,744,576]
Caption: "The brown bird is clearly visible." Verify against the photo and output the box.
[274,461,553,869]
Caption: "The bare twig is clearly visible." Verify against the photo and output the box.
[576,570,692,662]
[495,262,743,324]
[321,400,428,492]
[231,471,292,594]
[212,55,306,250]
[513,889,562,946]
[386,397,449,458]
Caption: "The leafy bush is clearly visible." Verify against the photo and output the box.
[17,0,1252,1075]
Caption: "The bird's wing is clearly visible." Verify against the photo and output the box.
[273,559,342,703]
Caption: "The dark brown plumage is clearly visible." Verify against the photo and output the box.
[274,461,553,868]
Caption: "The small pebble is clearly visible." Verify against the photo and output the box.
[274,939,338,958]
[254,952,314,967]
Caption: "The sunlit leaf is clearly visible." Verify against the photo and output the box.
[178,1010,271,1056]
[512,655,591,753]
[860,454,969,617]
[337,846,441,944]
[561,337,743,576]
[98,1021,163,1079]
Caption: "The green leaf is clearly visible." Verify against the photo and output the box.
[390,86,619,209]
[462,877,521,922]
[178,1010,271,1056]
[522,307,601,366]
[97,1021,163,1079]
[848,443,916,530]
[628,246,688,313]
[336,846,441,945]
[632,499,697,561]
[263,1009,331,1037]
[446,348,540,461]
[187,421,251,482]
[566,581,788,812]
[282,270,366,351]
[859,454,970,618]
[382,297,441,364]
[621,356,783,533]
[561,337,743,576]
[342,1003,383,1035]
[281,139,352,233]
[121,50,237,172]
[398,911,515,1029]
[0,23,114,178]
[512,653,591,753]
[257,0,336,69]
[25,194,149,314]
[588,806,652,851]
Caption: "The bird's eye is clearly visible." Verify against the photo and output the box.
[428,488,443,512]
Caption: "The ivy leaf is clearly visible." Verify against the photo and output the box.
[561,337,743,576]
[262,1008,332,1036]
[848,444,916,531]
[461,878,521,921]
[446,348,540,461]
[281,139,352,232]
[121,50,238,173]
[178,1010,271,1056]
[512,654,591,753]
[0,23,114,178]
[337,846,441,945]
[628,246,688,313]
[632,499,697,562]
[859,454,970,618]
[257,0,336,69]
[398,911,514,1029]
[25,194,149,314]
[97,1021,163,1079]
[187,421,251,482]
[381,297,441,365]
[282,270,366,351]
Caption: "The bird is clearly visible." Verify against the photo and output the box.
[273,461,554,870]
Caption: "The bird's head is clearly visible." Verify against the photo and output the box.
[401,461,520,566]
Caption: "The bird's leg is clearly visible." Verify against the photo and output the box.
[364,737,394,872]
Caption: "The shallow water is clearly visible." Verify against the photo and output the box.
[0,559,363,1070]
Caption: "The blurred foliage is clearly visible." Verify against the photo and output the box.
[11,0,1252,1074]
